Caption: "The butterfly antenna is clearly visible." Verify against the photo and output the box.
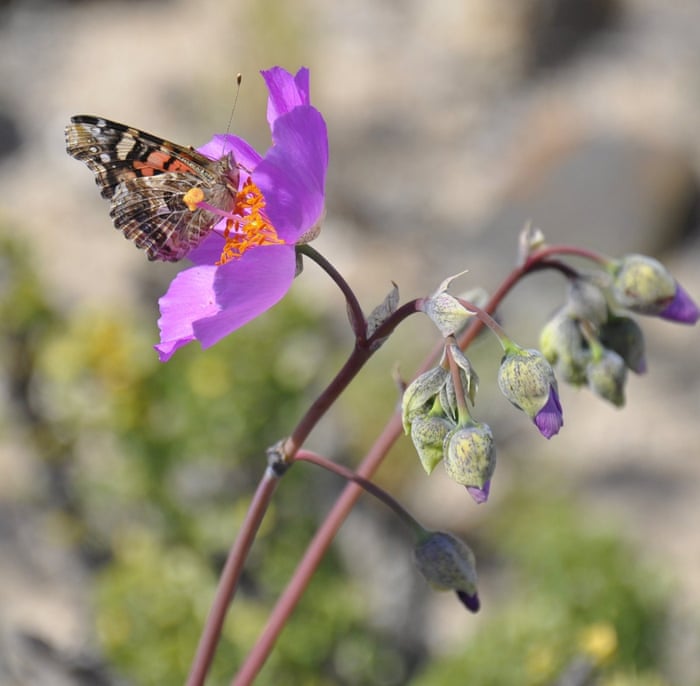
[221,73,243,157]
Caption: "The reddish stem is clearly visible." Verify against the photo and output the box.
[185,470,280,686]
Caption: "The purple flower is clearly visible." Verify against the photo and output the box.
[658,283,699,325]
[155,67,328,361]
[533,385,564,439]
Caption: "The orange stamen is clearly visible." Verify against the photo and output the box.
[216,178,284,265]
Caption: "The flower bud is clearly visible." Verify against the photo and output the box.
[414,531,479,612]
[610,254,678,316]
[443,423,496,503]
[565,278,608,325]
[498,347,564,438]
[539,312,589,385]
[409,413,454,474]
[599,316,646,374]
[401,366,448,433]
[587,349,627,407]
[421,272,474,337]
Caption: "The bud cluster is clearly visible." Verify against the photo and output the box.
[540,254,697,406]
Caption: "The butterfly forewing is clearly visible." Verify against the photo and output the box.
[65,115,239,261]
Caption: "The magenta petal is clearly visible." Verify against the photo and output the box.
[254,106,328,241]
[155,264,220,362]
[197,134,263,176]
[262,67,310,126]
[659,283,699,324]
[192,244,297,348]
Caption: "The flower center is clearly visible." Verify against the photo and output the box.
[182,178,284,265]
[217,178,284,264]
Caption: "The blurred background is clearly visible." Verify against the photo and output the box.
[1,0,699,684]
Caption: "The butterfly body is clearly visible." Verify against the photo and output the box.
[65,115,239,261]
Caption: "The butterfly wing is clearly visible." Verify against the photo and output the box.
[65,115,239,261]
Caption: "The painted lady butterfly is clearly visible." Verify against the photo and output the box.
[65,115,240,261]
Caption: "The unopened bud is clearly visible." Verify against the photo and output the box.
[401,366,448,433]
[611,254,677,316]
[599,316,646,374]
[409,414,454,474]
[540,312,589,385]
[443,423,496,502]
[498,347,564,438]
[565,278,608,325]
[587,349,627,407]
[414,531,480,612]
[422,272,474,337]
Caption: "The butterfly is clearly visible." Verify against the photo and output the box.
[65,115,240,261]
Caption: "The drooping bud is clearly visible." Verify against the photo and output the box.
[539,312,590,385]
[414,531,479,612]
[565,278,609,326]
[586,349,627,407]
[443,422,496,502]
[611,254,675,314]
[401,366,449,433]
[409,413,454,474]
[497,347,564,438]
[599,316,646,374]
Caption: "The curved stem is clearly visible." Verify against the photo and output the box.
[297,244,367,341]
[295,449,425,535]
[186,468,280,686]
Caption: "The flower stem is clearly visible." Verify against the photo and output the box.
[297,244,367,341]
[185,468,280,686]
[232,413,404,686]
[295,449,426,536]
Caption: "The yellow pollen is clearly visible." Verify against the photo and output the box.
[216,178,284,265]
[183,187,205,212]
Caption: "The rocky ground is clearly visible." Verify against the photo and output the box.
[1,0,699,683]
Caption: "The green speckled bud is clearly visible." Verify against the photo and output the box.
[539,313,590,385]
[587,349,627,407]
[414,531,479,612]
[401,366,448,433]
[599,316,646,374]
[410,414,454,474]
[611,254,676,315]
[565,278,609,325]
[443,423,495,490]
[498,348,557,417]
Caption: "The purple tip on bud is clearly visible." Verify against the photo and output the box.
[467,480,491,504]
[456,590,481,613]
[533,386,564,439]
[659,283,699,325]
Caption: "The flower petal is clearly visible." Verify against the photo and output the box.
[155,244,297,361]
[262,67,310,126]
[254,106,328,242]
[192,244,297,347]
[197,134,263,179]
[155,264,220,362]
[659,282,699,324]
[534,386,564,439]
